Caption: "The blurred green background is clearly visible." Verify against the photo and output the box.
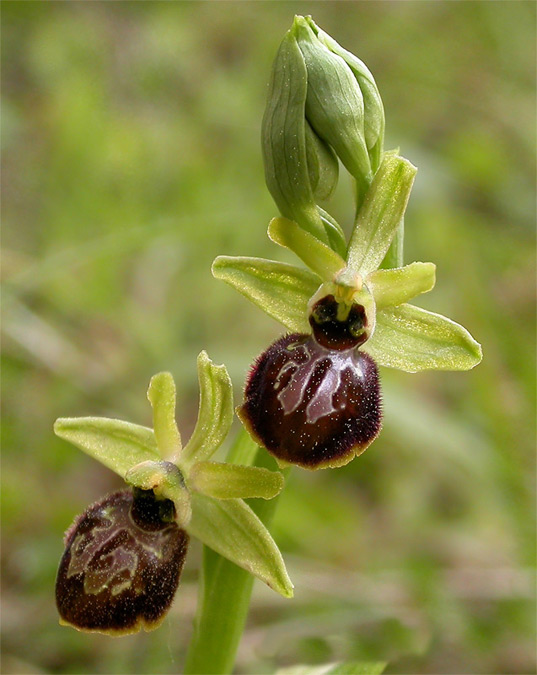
[2,2,535,674]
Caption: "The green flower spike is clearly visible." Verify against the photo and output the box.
[54,353,292,635]
[218,16,481,470]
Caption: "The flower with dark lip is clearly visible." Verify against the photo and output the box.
[239,294,382,470]
[55,489,189,636]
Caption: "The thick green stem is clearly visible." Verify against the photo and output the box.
[184,434,287,674]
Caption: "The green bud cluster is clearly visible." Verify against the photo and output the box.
[262,15,385,250]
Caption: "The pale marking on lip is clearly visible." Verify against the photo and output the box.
[276,343,365,424]
[66,502,175,596]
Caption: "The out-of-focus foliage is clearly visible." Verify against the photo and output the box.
[1,3,535,674]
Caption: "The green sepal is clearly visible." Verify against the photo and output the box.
[188,492,294,598]
[363,303,483,372]
[366,262,436,309]
[212,255,319,333]
[124,459,192,528]
[147,372,182,462]
[261,28,328,243]
[268,217,346,281]
[189,461,284,500]
[53,417,159,479]
[347,153,417,277]
[181,351,233,467]
[277,662,387,675]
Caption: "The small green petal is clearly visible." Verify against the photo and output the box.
[212,255,320,333]
[147,372,182,462]
[188,492,294,598]
[181,352,233,467]
[363,303,483,372]
[347,153,417,277]
[53,417,159,478]
[268,217,346,281]
[366,262,436,309]
[189,461,284,500]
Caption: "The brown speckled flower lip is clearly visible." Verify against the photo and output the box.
[239,333,382,470]
[55,490,188,636]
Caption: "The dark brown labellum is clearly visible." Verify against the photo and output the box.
[309,294,368,350]
[56,490,188,636]
[239,333,382,469]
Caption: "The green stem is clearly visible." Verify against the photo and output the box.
[380,216,404,269]
[184,433,287,674]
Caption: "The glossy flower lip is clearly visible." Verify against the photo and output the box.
[239,333,382,470]
[55,489,189,636]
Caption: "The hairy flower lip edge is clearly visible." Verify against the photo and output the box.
[238,400,381,471]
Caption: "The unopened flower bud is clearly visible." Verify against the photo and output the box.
[262,28,333,245]
[293,16,371,187]
[313,20,384,172]
[55,489,188,635]
[262,16,385,245]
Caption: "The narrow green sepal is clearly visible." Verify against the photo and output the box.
[189,461,284,500]
[347,153,417,276]
[147,372,182,462]
[181,352,233,467]
[212,255,319,333]
[363,303,483,372]
[366,262,436,309]
[124,459,192,528]
[268,217,346,281]
[188,492,294,598]
[53,417,159,479]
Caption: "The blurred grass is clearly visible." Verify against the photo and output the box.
[1,2,535,674]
